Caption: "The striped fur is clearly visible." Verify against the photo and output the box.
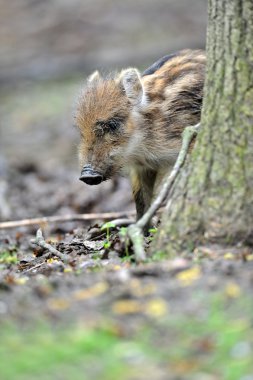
[75,49,206,229]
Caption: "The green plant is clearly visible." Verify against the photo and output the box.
[149,251,167,262]
[101,222,116,250]
[0,250,18,265]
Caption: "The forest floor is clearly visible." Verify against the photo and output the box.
[0,80,253,380]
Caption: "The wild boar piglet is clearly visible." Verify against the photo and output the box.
[75,49,206,230]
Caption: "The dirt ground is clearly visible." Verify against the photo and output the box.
[1,197,253,379]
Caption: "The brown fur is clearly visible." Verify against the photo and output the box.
[75,49,206,231]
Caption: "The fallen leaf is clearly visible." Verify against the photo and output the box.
[171,359,200,374]
[194,337,215,353]
[225,282,241,298]
[112,265,122,271]
[130,279,157,297]
[64,267,73,273]
[246,255,253,261]
[48,298,70,310]
[176,266,201,286]
[112,300,143,314]
[34,284,53,297]
[46,258,60,264]
[144,298,168,317]
[14,277,29,285]
[73,281,109,300]
[223,253,234,260]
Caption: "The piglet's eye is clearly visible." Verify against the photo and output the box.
[95,118,122,136]
[104,119,120,131]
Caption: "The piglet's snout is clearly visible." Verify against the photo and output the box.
[79,166,103,185]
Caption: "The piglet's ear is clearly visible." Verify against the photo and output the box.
[87,70,101,83]
[119,68,144,105]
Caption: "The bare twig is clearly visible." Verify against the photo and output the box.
[103,208,165,231]
[23,262,45,273]
[138,123,200,230]
[127,224,146,261]
[0,210,135,230]
[31,228,68,262]
[104,218,135,228]
[127,123,200,262]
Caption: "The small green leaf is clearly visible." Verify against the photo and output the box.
[0,251,18,264]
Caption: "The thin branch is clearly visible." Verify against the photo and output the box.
[103,208,165,231]
[106,218,135,227]
[0,210,135,230]
[31,228,69,262]
[127,123,200,262]
[23,262,45,273]
[127,224,146,262]
[138,123,200,230]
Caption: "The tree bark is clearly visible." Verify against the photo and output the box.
[154,0,253,253]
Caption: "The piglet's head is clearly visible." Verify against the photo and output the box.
[75,68,145,185]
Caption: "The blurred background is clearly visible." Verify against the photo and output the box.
[0,0,207,224]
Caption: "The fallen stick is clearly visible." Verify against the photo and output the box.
[0,210,135,230]
[31,228,68,262]
[23,261,45,274]
[101,218,135,228]
[127,123,200,262]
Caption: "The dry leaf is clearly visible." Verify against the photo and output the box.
[48,298,70,310]
[130,279,157,297]
[246,255,253,261]
[14,277,29,285]
[225,282,241,298]
[73,282,109,300]
[112,300,143,314]
[144,298,168,317]
[46,258,60,264]
[176,266,201,286]
[64,267,73,273]
[223,253,234,260]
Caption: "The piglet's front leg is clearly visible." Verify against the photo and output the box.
[131,168,157,235]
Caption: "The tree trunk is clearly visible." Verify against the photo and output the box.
[154,0,253,253]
